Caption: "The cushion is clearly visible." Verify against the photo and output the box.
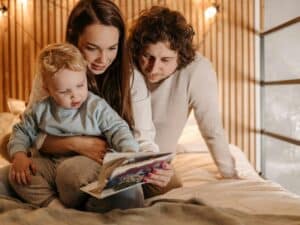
[7,98,26,115]
[0,113,20,161]
[176,111,208,153]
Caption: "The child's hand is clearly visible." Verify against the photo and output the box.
[10,152,36,185]
[144,162,174,187]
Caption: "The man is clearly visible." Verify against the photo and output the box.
[128,6,236,178]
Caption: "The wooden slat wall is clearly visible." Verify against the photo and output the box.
[0,0,256,165]
[0,0,78,112]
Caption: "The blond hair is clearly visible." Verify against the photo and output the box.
[38,43,86,81]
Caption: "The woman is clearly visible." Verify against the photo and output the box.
[1,0,175,211]
[128,6,237,178]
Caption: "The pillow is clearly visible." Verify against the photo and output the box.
[0,113,20,161]
[0,98,25,161]
[176,111,209,153]
[7,98,26,115]
[0,113,19,135]
[175,112,259,179]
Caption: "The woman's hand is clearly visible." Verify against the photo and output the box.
[41,135,107,164]
[74,136,108,163]
[144,162,174,187]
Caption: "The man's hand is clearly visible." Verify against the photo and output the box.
[10,152,36,185]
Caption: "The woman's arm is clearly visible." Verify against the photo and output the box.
[41,135,107,164]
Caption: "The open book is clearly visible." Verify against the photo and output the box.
[80,151,174,199]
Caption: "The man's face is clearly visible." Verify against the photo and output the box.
[138,41,178,83]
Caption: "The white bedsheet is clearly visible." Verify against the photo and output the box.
[147,150,300,215]
[1,112,300,216]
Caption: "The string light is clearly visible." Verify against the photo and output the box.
[205,3,220,19]
[0,3,8,16]
[19,0,27,4]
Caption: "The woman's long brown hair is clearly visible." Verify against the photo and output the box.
[66,0,134,127]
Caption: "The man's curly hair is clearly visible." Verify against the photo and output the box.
[128,6,196,70]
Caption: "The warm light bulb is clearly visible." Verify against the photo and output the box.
[19,0,28,4]
[205,5,218,19]
[0,5,8,16]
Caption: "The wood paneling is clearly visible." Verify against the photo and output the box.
[0,0,256,165]
[0,0,78,113]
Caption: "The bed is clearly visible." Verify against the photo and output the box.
[1,112,300,224]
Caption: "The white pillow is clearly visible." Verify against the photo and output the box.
[0,113,19,135]
[176,112,259,179]
[177,111,209,153]
[0,113,20,161]
[7,98,26,115]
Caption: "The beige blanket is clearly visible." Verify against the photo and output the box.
[1,196,300,225]
[1,112,300,223]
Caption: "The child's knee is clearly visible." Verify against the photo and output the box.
[56,157,99,189]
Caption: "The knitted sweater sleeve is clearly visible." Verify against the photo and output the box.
[188,57,236,178]
[130,69,159,153]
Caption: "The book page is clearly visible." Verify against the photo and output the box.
[80,152,174,199]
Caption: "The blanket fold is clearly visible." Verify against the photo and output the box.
[1,196,300,225]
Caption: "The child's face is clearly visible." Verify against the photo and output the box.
[46,69,88,109]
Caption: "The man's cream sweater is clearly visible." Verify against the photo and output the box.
[147,53,235,177]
